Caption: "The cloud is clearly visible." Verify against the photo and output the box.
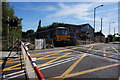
[8,0,120,2]
[47,2,118,23]
[97,7,118,14]
[48,3,94,18]
[19,5,56,12]
[47,3,92,22]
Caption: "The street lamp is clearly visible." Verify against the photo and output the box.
[94,5,103,32]
[109,22,115,35]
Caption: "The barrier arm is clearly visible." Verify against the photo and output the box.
[21,41,45,80]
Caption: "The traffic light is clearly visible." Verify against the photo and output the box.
[7,17,19,29]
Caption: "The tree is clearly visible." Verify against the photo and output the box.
[107,35,115,42]
[36,22,64,32]
[79,34,90,40]
[23,30,35,38]
[2,2,22,50]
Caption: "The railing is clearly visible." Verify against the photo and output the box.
[75,40,94,45]
[21,41,45,80]
[1,40,21,79]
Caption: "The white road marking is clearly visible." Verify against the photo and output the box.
[4,55,83,79]
[7,73,25,80]
[40,57,79,70]
[3,46,120,79]
[5,70,24,77]
[38,55,82,68]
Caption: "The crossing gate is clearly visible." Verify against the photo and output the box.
[21,41,45,80]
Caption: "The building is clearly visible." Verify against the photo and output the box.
[36,22,95,41]
[94,31,105,43]
[63,23,94,40]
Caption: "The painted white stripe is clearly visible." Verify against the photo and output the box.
[33,62,37,66]
[4,48,119,79]
[7,73,25,80]
[38,55,81,68]
[25,46,28,50]
[40,57,79,70]
[112,47,119,53]
[27,52,30,56]
[5,70,24,77]
[5,56,81,79]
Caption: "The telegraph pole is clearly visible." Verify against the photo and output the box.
[101,18,102,33]
[114,28,115,35]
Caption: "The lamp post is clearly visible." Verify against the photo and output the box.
[108,22,115,43]
[114,28,115,35]
[109,22,115,35]
[94,5,103,32]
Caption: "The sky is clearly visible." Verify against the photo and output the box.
[9,2,118,37]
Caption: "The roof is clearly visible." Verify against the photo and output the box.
[63,23,94,29]
[94,32,105,37]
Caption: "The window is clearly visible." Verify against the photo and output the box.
[57,29,69,35]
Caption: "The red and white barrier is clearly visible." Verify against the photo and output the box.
[21,42,45,80]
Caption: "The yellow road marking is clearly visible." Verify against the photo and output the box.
[7,60,24,63]
[31,47,78,57]
[112,47,119,54]
[64,63,119,78]
[37,52,64,60]
[36,48,76,60]
[108,54,118,57]
[3,54,80,71]
[108,55,114,57]
[8,57,21,62]
[47,63,120,80]
[41,54,80,60]
[38,53,72,66]
[58,53,87,78]
[31,50,60,57]
[0,57,23,64]
[89,46,93,50]
[2,48,79,71]
[3,54,81,71]
[103,50,107,57]
[87,46,93,52]
[3,63,24,71]
[36,52,62,60]
[9,66,25,71]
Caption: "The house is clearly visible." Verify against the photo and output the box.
[63,23,94,40]
[94,31,105,43]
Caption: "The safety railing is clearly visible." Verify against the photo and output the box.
[21,41,45,80]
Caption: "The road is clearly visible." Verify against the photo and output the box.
[1,43,120,80]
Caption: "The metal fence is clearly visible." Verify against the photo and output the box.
[70,39,94,46]
[21,41,45,80]
[35,39,54,50]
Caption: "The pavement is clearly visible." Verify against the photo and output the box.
[0,51,19,58]
[1,43,120,80]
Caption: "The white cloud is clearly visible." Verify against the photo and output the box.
[19,5,56,12]
[47,3,95,21]
[48,3,93,17]
[47,2,118,23]
[8,0,120,2]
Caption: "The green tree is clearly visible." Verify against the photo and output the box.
[36,22,64,32]
[79,35,90,40]
[24,30,35,38]
[2,2,22,50]
[107,35,115,42]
